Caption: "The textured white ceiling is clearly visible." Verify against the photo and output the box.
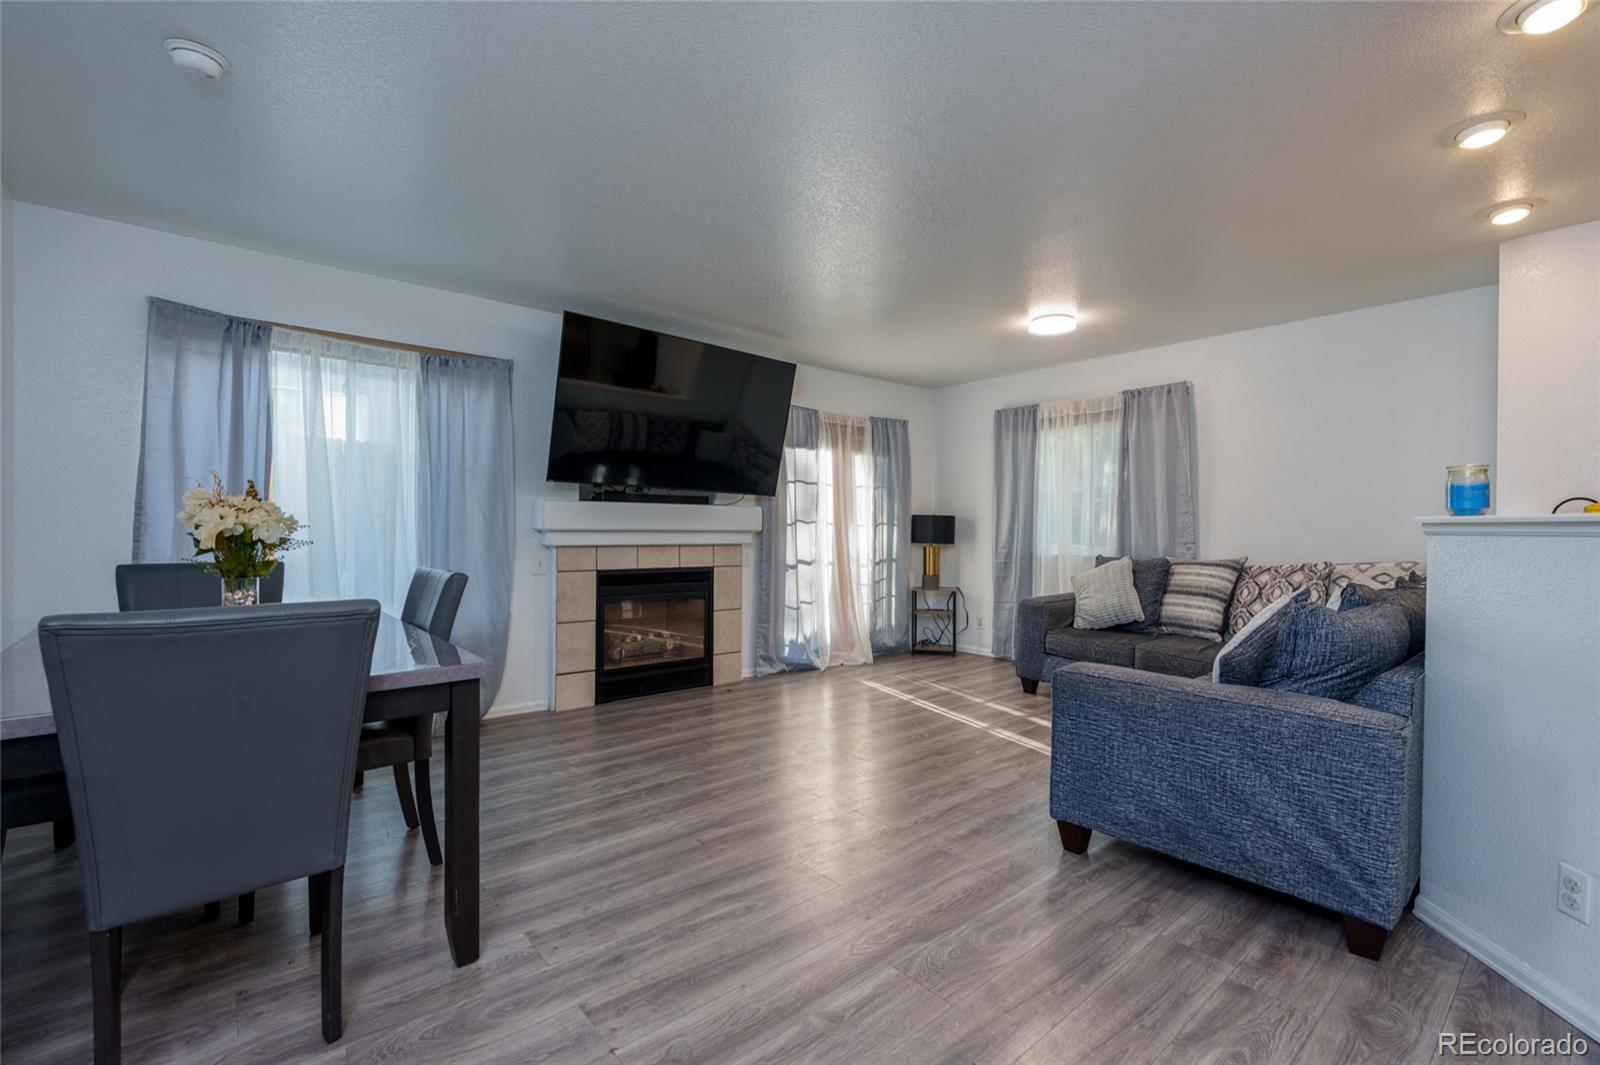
[3,2,1597,387]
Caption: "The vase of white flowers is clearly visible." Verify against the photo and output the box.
[179,473,307,606]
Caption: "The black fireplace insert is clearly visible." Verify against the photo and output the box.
[594,567,714,703]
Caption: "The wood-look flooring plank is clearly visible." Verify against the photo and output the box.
[1152,976,1321,1065]
[2,654,1556,1065]
[1298,914,1470,1064]
[1014,932,1233,1065]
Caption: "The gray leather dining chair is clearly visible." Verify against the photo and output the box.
[115,561,285,611]
[39,601,381,1063]
[353,568,468,867]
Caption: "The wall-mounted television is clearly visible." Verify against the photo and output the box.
[546,311,797,497]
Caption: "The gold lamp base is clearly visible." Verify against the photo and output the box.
[921,545,942,590]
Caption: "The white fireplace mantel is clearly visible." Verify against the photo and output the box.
[533,499,763,547]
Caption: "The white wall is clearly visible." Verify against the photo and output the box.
[932,287,1500,652]
[1418,522,1600,1039]
[2,201,935,711]
[1496,221,1600,517]
[2,185,14,639]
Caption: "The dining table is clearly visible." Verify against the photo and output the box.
[0,611,487,968]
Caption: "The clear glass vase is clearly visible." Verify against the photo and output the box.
[220,576,260,607]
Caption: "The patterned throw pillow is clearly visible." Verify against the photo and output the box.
[1225,562,1333,638]
[1157,558,1246,641]
[1214,587,1311,685]
[1095,555,1172,634]
[1328,562,1426,607]
[1259,598,1411,702]
[1072,556,1145,630]
[1340,578,1426,657]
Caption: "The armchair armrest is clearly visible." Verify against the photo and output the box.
[1015,593,1076,683]
[1050,663,1420,928]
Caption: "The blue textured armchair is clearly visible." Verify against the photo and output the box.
[1050,655,1424,959]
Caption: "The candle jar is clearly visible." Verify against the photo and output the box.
[1446,464,1492,517]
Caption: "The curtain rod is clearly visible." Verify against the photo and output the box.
[263,320,495,363]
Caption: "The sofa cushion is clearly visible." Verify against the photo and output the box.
[1214,587,1312,685]
[1259,598,1411,702]
[1157,558,1246,641]
[1072,556,1145,629]
[1339,577,1426,657]
[1225,562,1333,638]
[1044,627,1149,667]
[1134,635,1222,678]
[1329,561,1426,606]
[1095,555,1172,634]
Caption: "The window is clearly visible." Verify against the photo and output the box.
[268,329,424,612]
[1034,395,1123,595]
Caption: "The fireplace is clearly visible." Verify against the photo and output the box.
[594,567,714,703]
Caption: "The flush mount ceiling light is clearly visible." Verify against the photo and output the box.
[1486,201,1536,225]
[1497,0,1588,35]
[1454,118,1512,150]
[164,38,229,80]
[1027,313,1078,336]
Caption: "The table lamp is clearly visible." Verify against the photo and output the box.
[910,514,955,590]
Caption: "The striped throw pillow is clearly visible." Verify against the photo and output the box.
[1158,558,1247,641]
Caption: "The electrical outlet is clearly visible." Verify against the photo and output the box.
[977,616,985,631]
[1558,863,1592,925]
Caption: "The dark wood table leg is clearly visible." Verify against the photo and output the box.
[443,678,480,966]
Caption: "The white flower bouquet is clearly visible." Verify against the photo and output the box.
[179,473,307,601]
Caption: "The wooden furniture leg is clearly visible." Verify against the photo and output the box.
[54,817,75,849]
[1020,678,1039,695]
[391,763,420,830]
[89,927,122,1065]
[414,759,443,867]
[1057,820,1092,854]
[320,866,345,1043]
[237,892,255,926]
[1342,915,1391,960]
[444,679,480,966]
[308,871,328,937]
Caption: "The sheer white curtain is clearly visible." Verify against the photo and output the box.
[819,412,874,667]
[1034,395,1123,595]
[268,329,424,613]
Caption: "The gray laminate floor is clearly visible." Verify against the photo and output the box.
[2,655,1589,1064]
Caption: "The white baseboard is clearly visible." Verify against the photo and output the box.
[486,700,548,718]
[1415,895,1599,1040]
[955,641,997,657]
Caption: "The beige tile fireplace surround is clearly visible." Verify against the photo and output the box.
[535,501,762,712]
[553,544,743,711]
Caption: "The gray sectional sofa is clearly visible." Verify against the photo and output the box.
[1023,560,1426,960]
[1014,560,1424,692]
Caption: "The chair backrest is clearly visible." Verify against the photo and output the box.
[115,562,285,611]
[38,601,380,931]
[401,568,468,640]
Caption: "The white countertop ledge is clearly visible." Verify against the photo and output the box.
[1416,514,1600,537]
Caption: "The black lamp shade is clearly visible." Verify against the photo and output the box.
[911,514,955,545]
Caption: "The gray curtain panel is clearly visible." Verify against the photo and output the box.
[420,353,515,714]
[991,404,1039,658]
[869,416,912,655]
[132,298,273,561]
[755,406,823,674]
[1117,381,1198,560]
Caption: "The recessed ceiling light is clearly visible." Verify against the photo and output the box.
[1498,0,1588,35]
[1027,313,1078,336]
[164,38,229,80]
[1454,119,1512,150]
[1488,202,1535,225]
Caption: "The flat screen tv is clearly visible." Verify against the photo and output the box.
[546,311,797,497]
